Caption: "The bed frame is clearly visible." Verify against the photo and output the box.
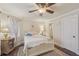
[25,40,54,56]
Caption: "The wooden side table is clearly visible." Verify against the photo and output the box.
[1,38,15,55]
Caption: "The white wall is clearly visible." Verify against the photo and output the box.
[21,20,41,35]
[50,10,79,54]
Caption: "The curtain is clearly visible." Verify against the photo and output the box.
[0,13,20,41]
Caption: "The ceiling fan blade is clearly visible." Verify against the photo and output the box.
[47,3,55,7]
[41,3,46,7]
[29,9,38,13]
[46,9,54,14]
[36,3,46,8]
[36,3,41,7]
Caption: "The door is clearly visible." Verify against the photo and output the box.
[63,15,78,53]
[49,23,53,39]
[53,20,62,46]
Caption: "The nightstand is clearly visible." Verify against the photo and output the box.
[1,38,15,55]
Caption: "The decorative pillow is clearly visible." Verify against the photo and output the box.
[25,32,32,36]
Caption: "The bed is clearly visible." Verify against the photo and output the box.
[23,34,54,56]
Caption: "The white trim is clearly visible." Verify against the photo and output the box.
[49,8,79,22]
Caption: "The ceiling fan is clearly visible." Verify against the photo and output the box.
[29,3,55,16]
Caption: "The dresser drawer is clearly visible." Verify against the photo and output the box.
[8,39,14,49]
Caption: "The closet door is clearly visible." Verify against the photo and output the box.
[63,15,78,53]
[53,20,62,46]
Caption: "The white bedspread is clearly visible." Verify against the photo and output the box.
[24,35,49,48]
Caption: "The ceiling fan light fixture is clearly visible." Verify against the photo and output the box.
[38,8,46,13]
[29,3,55,16]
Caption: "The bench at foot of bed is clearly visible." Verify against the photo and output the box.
[27,43,54,56]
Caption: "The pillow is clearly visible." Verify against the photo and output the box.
[25,32,32,36]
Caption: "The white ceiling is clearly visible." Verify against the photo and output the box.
[0,3,79,22]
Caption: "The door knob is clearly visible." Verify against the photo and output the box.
[73,36,76,38]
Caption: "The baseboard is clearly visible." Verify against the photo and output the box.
[55,44,79,56]
[38,50,54,56]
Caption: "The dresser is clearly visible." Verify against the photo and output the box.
[1,38,15,55]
